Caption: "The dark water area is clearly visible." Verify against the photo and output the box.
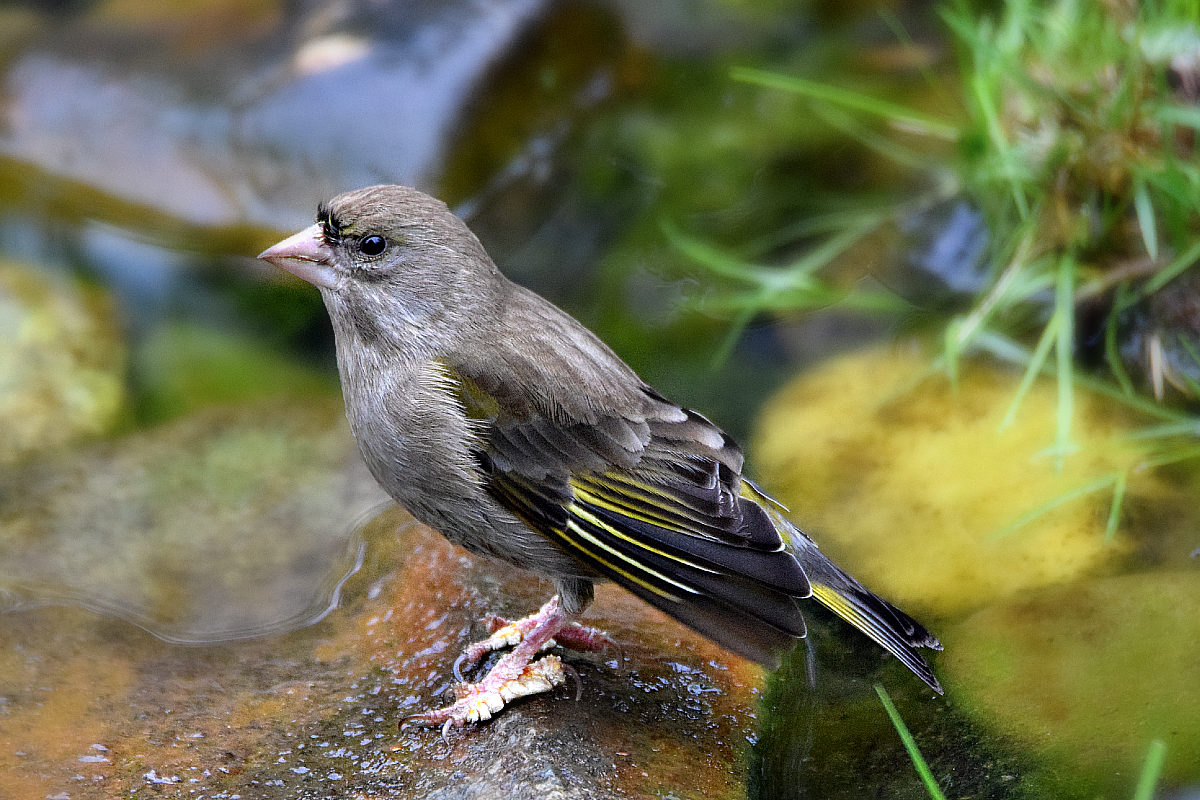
[2,1,1197,798]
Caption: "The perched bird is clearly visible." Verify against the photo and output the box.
[258,185,942,732]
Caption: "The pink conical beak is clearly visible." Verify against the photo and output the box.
[257,224,339,289]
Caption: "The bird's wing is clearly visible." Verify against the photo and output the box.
[449,360,812,664]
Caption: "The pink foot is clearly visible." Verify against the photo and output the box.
[486,614,614,653]
[405,595,601,734]
[407,655,568,738]
[453,597,614,681]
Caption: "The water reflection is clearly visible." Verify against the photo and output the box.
[0,400,387,643]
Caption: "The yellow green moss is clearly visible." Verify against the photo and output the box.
[940,571,1200,796]
[0,261,127,466]
[752,342,1149,617]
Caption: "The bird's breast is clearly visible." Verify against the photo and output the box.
[339,354,485,511]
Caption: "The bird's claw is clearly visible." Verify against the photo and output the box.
[403,655,567,734]
[453,619,539,680]
[453,614,614,680]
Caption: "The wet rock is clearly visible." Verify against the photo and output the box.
[0,259,126,466]
[0,508,763,798]
[940,571,1200,797]
[751,342,1153,617]
[1118,269,1200,403]
[878,198,993,308]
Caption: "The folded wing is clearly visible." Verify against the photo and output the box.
[469,378,812,665]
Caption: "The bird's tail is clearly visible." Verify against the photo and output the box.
[746,484,944,693]
[800,545,943,693]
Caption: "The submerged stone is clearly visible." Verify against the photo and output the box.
[940,571,1200,796]
[0,398,383,642]
[751,341,1200,797]
[751,342,1150,617]
[0,259,126,466]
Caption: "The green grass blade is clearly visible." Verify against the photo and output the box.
[878,5,949,102]
[1138,442,1200,470]
[970,328,1035,365]
[1071,371,1189,422]
[1133,175,1159,261]
[1052,254,1077,469]
[948,224,1041,359]
[661,220,766,284]
[1104,471,1127,542]
[697,288,909,314]
[709,305,755,369]
[970,71,1029,219]
[1157,103,1200,130]
[1104,284,1138,397]
[1132,739,1167,800]
[731,67,958,139]
[1143,239,1200,295]
[990,473,1121,541]
[942,318,964,391]
[783,216,881,276]
[813,104,932,169]
[875,684,947,800]
[999,310,1058,431]
[1123,419,1200,439]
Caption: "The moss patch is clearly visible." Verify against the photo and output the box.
[940,571,1200,796]
[752,342,1150,616]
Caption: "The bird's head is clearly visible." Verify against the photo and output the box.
[258,184,500,351]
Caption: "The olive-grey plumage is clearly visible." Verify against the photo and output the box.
[258,184,942,705]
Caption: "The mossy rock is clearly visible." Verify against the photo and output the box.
[751,342,1150,617]
[0,260,127,465]
[940,571,1200,796]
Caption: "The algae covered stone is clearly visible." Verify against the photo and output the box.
[0,260,127,465]
[751,342,1148,616]
[939,571,1200,796]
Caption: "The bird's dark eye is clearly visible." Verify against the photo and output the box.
[358,235,387,257]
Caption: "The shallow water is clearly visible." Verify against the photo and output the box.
[1,2,1197,798]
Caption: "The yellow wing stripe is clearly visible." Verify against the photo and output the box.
[739,479,789,511]
[540,508,700,603]
[564,516,699,597]
[811,582,893,657]
[579,470,693,507]
[569,500,719,575]
[571,476,709,535]
[572,483,691,535]
[559,520,687,602]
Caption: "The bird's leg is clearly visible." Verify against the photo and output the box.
[453,595,613,680]
[487,610,614,652]
[406,595,596,732]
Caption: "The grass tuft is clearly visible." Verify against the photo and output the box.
[669,0,1200,510]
